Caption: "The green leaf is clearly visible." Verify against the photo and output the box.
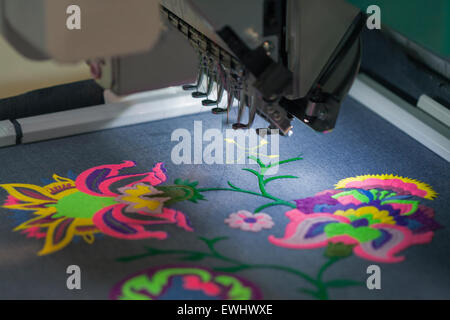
[198,236,229,246]
[143,247,165,255]
[213,265,251,273]
[325,279,364,288]
[297,288,321,299]
[116,247,167,262]
[242,168,261,177]
[266,155,303,168]
[227,181,240,190]
[263,175,298,185]
[254,201,284,213]
[247,156,266,168]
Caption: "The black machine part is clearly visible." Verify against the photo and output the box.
[281,12,365,132]
[161,0,365,135]
[218,11,365,133]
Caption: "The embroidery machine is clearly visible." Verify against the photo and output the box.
[0,0,448,158]
[0,0,449,301]
[0,0,364,137]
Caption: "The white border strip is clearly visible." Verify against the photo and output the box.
[417,94,450,127]
[349,74,450,162]
[1,86,208,146]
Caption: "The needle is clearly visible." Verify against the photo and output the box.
[182,52,204,91]
[192,54,209,98]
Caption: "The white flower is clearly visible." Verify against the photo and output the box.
[225,210,274,232]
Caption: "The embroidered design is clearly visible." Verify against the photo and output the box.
[116,184,170,214]
[225,210,274,232]
[110,265,261,300]
[0,161,194,255]
[116,158,441,299]
[1,152,442,300]
[197,157,441,262]
[118,236,362,300]
[156,179,205,205]
[335,174,437,200]
[269,177,441,263]
[224,137,279,162]
[198,155,302,213]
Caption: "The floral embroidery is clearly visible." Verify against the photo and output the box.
[112,158,442,300]
[110,265,261,300]
[0,161,193,255]
[335,174,437,199]
[1,152,443,300]
[116,183,170,214]
[269,175,441,263]
[118,236,363,300]
[224,137,279,163]
[225,210,274,232]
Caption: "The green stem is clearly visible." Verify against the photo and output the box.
[250,264,317,285]
[197,187,266,198]
[254,201,289,213]
[265,156,304,169]
[256,172,269,197]
[118,236,323,290]
[117,249,207,262]
[197,156,303,212]
[317,257,340,282]
[263,175,298,185]
[315,285,329,300]
[117,244,352,300]
[120,248,319,288]
[197,186,296,209]
[313,257,341,300]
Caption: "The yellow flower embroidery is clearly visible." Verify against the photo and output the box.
[116,183,170,214]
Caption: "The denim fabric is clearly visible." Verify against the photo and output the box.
[0,96,448,299]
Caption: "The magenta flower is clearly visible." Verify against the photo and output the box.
[1,161,193,255]
[76,161,193,240]
[269,175,442,263]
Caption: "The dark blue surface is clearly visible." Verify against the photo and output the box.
[0,96,448,299]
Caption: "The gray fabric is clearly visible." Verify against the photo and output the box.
[0,96,448,299]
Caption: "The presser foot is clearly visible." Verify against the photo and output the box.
[192,91,207,98]
[182,84,197,91]
[211,107,227,114]
[231,123,248,130]
[202,99,217,106]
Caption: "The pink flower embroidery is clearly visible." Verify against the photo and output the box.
[1,161,193,255]
[269,175,442,263]
[225,210,274,232]
[77,161,193,240]
[182,275,221,296]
